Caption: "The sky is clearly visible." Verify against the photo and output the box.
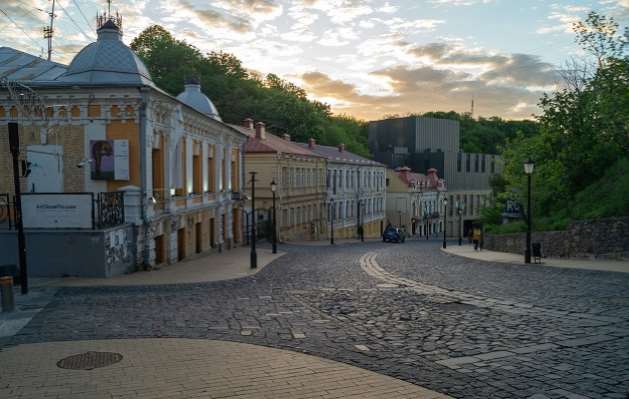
[1,0,627,121]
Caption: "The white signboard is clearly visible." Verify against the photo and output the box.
[22,194,92,229]
[114,140,129,181]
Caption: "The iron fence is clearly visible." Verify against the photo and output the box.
[95,191,125,229]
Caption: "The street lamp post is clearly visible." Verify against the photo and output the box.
[456,200,464,246]
[329,199,335,245]
[442,198,448,249]
[359,200,364,242]
[270,180,277,254]
[250,171,257,269]
[398,210,402,227]
[524,158,535,264]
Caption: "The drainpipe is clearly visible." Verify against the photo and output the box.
[138,87,150,267]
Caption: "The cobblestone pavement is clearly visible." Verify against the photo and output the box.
[4,240,629,399]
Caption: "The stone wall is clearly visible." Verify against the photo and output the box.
[484,217,629,260]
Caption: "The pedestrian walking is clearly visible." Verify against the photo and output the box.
[472,225,481,251]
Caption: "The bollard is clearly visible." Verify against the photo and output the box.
[0,276,15,312]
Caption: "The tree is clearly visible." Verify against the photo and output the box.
[490,11,629,230]
[130,25,371,155]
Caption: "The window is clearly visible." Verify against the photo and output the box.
[231,148,239,191]
[457,152,462,172]
[282,167,288,186]
[466,154,471,172]
[491,157,495,173]
[475,154,479,172]
[207,145,215,193]
[481,155,486,173]
[193,153,201,194]
[326,170,330,188]
[333,170,337,195]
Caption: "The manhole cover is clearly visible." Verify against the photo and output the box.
[57,351,123,370]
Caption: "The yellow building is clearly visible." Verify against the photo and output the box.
[237,120,327,242]
[0,18,246,276]
[298,139,386,239]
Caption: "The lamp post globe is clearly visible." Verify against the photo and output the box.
[524,158,535,264]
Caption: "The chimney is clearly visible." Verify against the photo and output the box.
[282,134,291,141]
[338,143,345,152]
[308,138,316,149]
[255,122,266,140]
[243,118,254,130]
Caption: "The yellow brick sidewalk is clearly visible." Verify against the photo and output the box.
[0,338,452,399]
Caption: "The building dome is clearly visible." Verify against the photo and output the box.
[58,20,154,86]
[176,78,222,121]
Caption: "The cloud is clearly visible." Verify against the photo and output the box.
[178,0,252,32]
[304,68,541,119]
[407,42,558,87]
[428,0,494,6]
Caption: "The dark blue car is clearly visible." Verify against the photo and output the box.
[382,226,405,243]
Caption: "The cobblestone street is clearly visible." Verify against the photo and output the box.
[3,240,629,399]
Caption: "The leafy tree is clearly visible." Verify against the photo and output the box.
[486,12,629,231]
[130,25,370,155]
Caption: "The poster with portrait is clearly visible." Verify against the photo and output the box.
[90,139,129,181]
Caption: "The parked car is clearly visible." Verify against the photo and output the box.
[382,226,405,243]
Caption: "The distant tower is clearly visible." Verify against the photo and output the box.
[43,0,56,61]
[470,99,475,118]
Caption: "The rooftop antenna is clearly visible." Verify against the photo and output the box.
[43,0,56,61]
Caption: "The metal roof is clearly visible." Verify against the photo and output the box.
[0,47,67,82]
[56,22,154,87]
[296,142,384,166]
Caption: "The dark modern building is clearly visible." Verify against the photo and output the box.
[369,116,502,237]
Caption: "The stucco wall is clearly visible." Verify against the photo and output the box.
[0,224,136,277]
[484,217,629,260]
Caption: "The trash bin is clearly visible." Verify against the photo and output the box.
[0,276,15,312]
[532,243,543,264]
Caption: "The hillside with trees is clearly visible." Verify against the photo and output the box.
[483,12,629,233]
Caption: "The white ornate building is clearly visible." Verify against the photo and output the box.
[300,139,386,238]
[0,17,247,276]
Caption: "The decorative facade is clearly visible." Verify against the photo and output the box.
[239,121,327,242]
[386,167,447,237]
[0,18,246,276]
[300,139,386,239]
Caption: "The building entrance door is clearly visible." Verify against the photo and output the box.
[177,228,186,261]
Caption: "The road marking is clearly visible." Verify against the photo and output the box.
[358,251,627,366]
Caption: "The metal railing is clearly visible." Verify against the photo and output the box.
[95,192,125,229]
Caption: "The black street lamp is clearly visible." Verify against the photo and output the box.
[270,180,277,254]
[442,198,448,249]
[250,171,257,269]
[524,158,535,264]
[424,205,429,240]
[329,198,335,245]
[456,200,464,246]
